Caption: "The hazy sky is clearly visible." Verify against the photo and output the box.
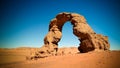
[0,0,120,50]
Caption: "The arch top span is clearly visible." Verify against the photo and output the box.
[27,12,110,59]
[49,12,94,33]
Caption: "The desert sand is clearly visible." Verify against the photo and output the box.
[0,47,120,68]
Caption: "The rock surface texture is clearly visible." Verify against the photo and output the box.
[28,12,110,59]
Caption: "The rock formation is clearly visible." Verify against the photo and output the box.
[27,12,110,60]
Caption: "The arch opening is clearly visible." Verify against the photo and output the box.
[58,21,79,48]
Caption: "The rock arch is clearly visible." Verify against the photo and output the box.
[27,12,110,60]
[41,12,110,55]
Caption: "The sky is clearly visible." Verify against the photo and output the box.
[0,0,120,50]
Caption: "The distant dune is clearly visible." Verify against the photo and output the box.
[0,47,120,68]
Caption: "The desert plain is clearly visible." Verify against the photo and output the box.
[0,47,120,68]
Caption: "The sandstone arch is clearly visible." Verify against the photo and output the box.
[27,12,110,60]
[41,12,110,55]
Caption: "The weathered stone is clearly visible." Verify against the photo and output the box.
[28,12,110,59]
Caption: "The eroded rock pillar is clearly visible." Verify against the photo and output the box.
[42,13,71,55]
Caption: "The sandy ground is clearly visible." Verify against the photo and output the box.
[0,47,120,68]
